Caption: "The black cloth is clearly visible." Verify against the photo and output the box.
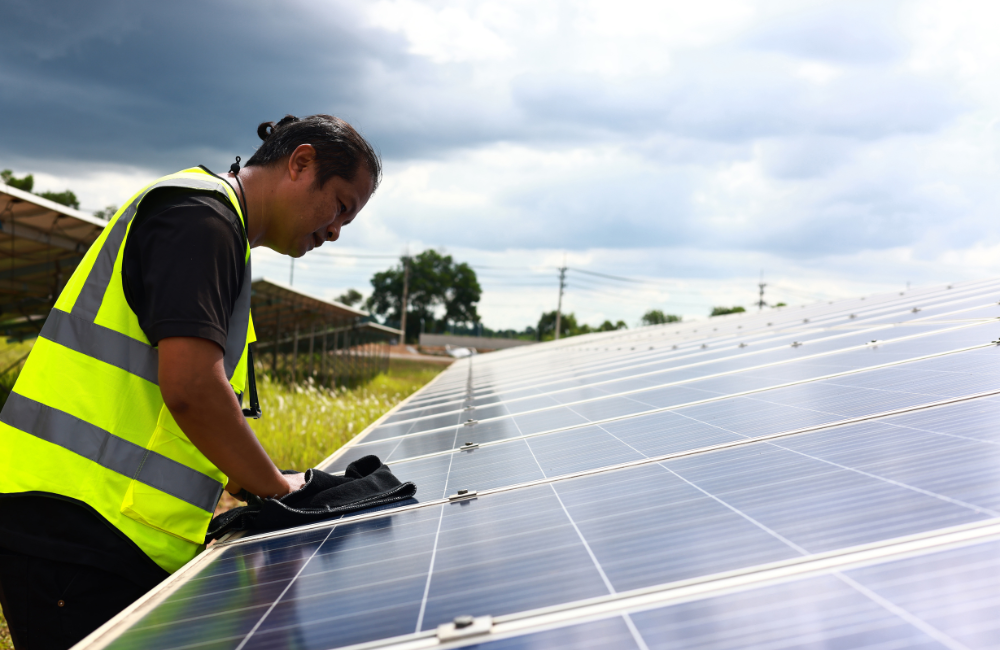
[207,456,417,541]
[0,548,157,650]
[122,183,247,350]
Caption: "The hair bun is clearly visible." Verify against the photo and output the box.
[256,115,300,142]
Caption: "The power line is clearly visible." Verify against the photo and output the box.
[310,251,400,259]
[567,284,706,308]
[568,267,651,284]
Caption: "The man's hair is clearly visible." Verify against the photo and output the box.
[246,114,382,192]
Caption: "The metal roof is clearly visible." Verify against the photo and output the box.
[250,277,400,343]
[251,277,367,328]
[0,183,107,337]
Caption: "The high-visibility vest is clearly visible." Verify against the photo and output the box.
[0,167,255,573]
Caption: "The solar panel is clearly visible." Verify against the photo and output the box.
[79,281,1000,649]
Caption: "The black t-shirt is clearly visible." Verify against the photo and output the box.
[0,178,246,582]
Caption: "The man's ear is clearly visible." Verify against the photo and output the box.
[287,144,317,181]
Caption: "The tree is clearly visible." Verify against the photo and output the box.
[641,309,681,326]
[37,190,80,209]
[336,288,363,307]
[536,312,629,339]
[710,306,746,317]
[367,250,482,343]
[774,302,787,308]
[2,170,80,209]
[597,320,627,332]
[93,205,118,220]
[1,170,34,192]
[537,310,578,340]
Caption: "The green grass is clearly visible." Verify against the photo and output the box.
[0,338,33,410]
[248,358,443,470]
[0,610,11,650]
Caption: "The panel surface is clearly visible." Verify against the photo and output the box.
[93,282,1000,650]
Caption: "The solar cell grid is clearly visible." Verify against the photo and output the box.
[388,301,1000,423]
[339,344,1000,467]
[444,530,1000,649]
[369,320,995,441]
[86,282,1000,650]
[107,384,1000,649]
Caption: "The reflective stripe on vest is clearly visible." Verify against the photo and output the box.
[1,392,221,512]
[0,168,253,572]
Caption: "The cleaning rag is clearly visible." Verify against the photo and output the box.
[206,455,416,542]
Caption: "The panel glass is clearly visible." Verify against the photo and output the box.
[98,283,1000,649]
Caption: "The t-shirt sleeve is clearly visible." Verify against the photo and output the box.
[122,190,246,350]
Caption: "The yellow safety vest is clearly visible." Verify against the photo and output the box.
[0,167,255,573]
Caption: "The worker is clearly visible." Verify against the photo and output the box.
[0,114,381,650]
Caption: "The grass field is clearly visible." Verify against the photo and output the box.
[0,347,445,649]
[248,358,442,471]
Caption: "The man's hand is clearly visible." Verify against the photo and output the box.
[159,337,294,499]
[227,472,306,501]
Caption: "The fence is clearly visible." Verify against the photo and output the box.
[251,279,400,388]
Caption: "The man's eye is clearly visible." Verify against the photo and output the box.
[340,202,347,214]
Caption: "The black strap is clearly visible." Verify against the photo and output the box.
[242,345,262,419]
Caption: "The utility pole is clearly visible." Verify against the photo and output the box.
[756,269,766,311]
[289,258,295,286]
[554,265,567,340]
[399,253,410,343]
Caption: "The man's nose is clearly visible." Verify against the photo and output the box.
[326,224,340,241]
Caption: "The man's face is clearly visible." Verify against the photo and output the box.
[279,165,374,258]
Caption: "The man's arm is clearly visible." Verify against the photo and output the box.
[158,336,306,498]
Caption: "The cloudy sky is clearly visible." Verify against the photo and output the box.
[4,0,1000,329]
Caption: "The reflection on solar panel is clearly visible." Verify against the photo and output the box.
[79,280,1000,649]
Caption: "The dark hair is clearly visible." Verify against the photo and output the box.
[246,114,382,192]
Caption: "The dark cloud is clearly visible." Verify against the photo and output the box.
[2,0,960,175]
[0,0,982,264]
[0,0,412,169]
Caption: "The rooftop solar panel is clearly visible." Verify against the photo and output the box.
[78,280,1000,649]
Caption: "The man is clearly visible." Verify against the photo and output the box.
[0,114,380,649]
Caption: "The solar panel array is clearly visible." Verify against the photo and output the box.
[84,280,1000,650]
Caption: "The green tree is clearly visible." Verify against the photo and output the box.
[710,306,746,317]
[368,250,482,343]
[597,320,627,332]
[37,190,79,209]
[774,302,787,308]
[537,310,578,340]
[336,288,363,307]
[641,309,681,325]
[1,170,34,192]
[3,169,81,210]
[93,205,118,220]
